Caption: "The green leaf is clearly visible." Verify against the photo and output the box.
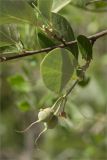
[77,35,92,61]
[78,77,90,87]
[8,74,31,92]
[41,48,75,93]
[52,0,71,13]
[0,0,37,25]
[52,13,78,59]
[17,100,31,112]
[38,32,56,48]
[38,0,53,20]
[0,24,20,47]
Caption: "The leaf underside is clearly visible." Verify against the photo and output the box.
[41,48,75,93]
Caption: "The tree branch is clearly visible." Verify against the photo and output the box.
[0,29,107,63]
[86,0,106,6]
[71,1,107,13]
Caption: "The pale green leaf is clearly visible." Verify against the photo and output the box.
[0,24,20,47]
[38,0,53,19]
[52,0,72,13]
[0,0,37,25]
[41,48,75,93]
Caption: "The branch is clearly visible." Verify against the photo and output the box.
[0,29,107,63]
[86,0,105,6]
[71,1,107,13]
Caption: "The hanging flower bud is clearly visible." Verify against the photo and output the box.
[16,107,54,133]
[38,107,54,122]
[59,111,67,118]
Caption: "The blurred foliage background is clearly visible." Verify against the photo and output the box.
[0,2,107,160]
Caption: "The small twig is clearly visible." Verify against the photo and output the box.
[91,38,97,46]
[62,97,67,112]
[81,60,91,71]
[64,80,79,97]
[16,120,40,133]
[0,29,107,63]
[71,1,107,12]
[54,100,64,115]
[89,29,107,41]
[86,0,106,6]
[52,96,63,110]
[35,125,47,144]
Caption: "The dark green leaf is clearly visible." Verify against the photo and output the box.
[41,48,75,93]
[77,35,92,61]
[51,13,78,59]
[0,0,37,25]
[38,32,56,48]
[78,77,90,87]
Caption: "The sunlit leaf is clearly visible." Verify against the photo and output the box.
[41,48,75,93]
[52,0,72,13]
